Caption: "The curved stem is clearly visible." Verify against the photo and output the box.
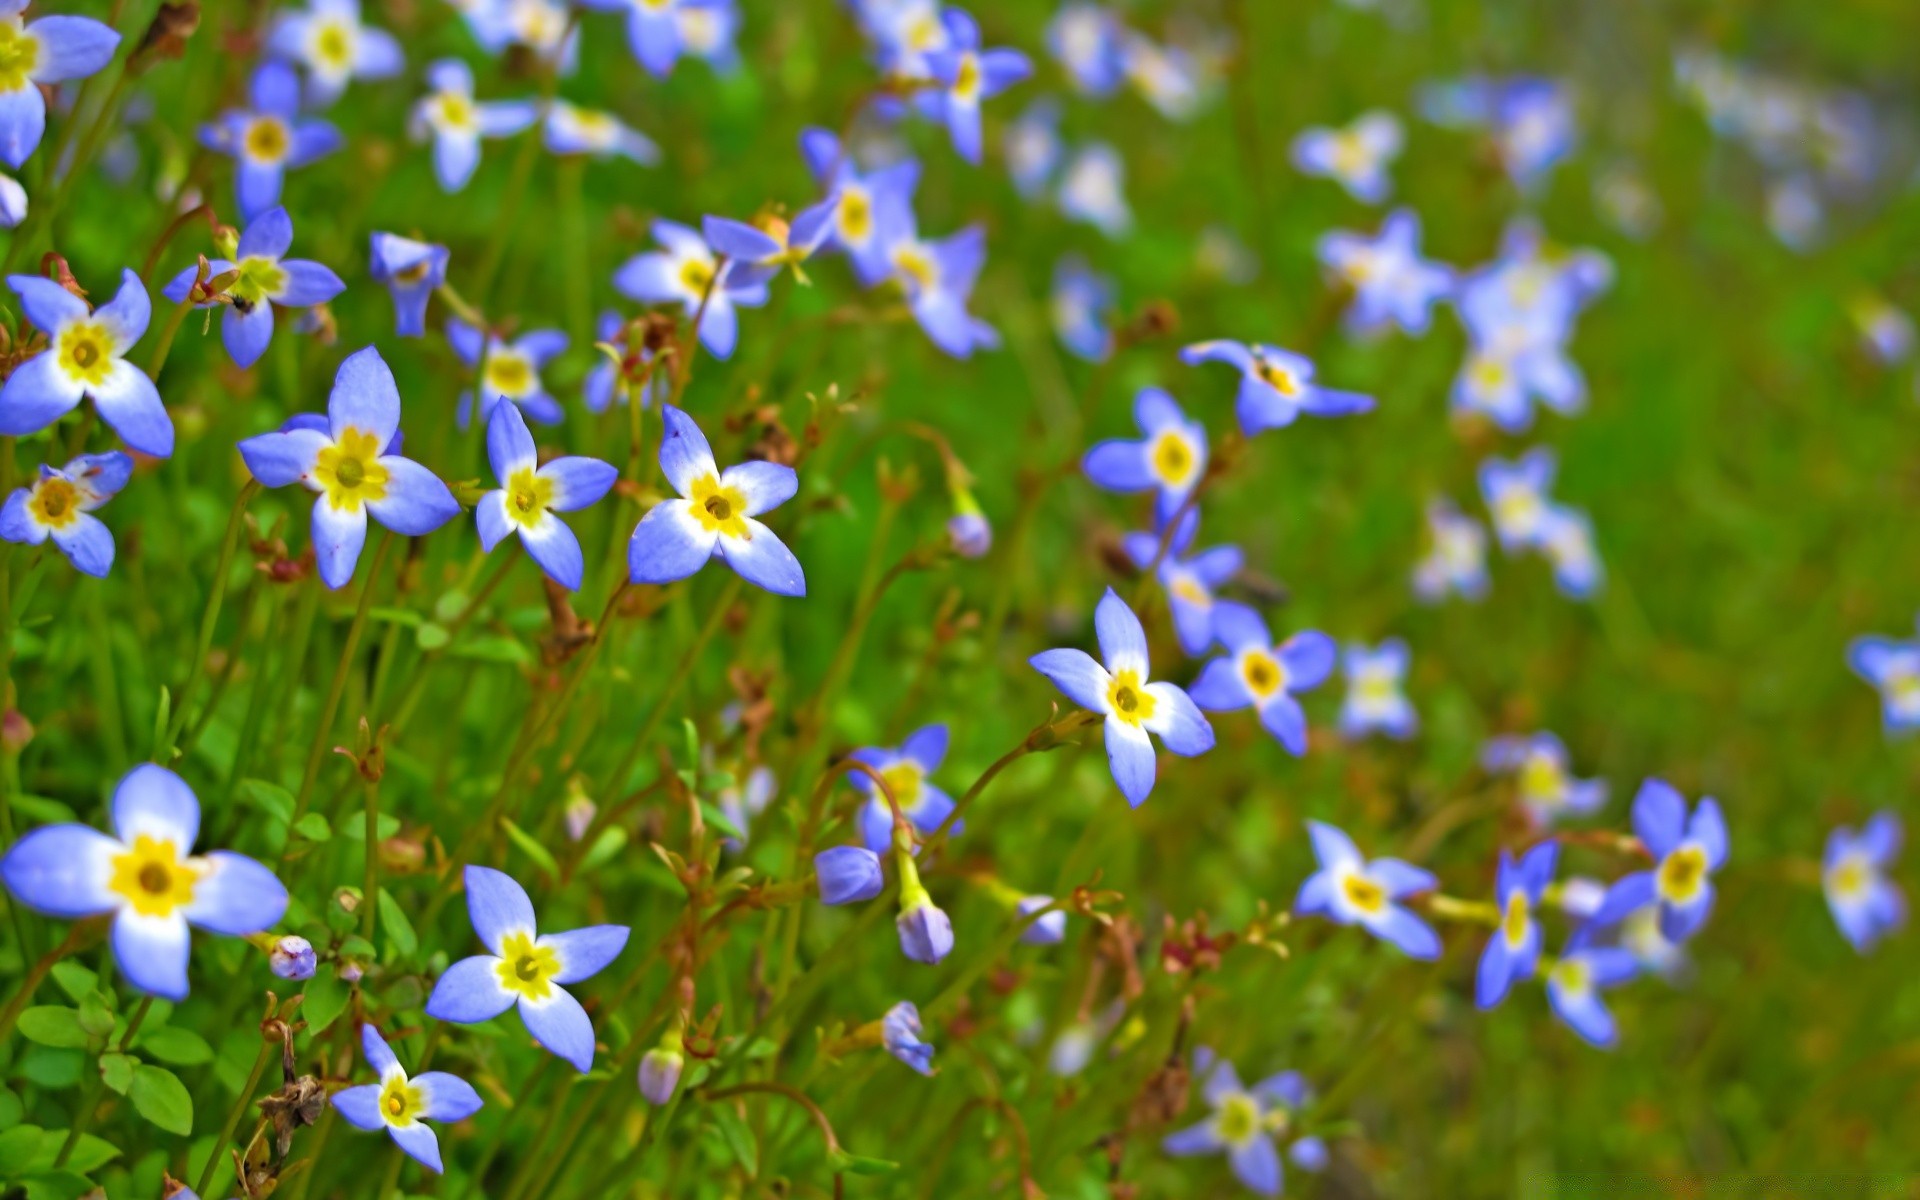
[194,1035,276,1196]
[701,1081,843,1155]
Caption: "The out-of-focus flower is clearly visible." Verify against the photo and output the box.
[1411,498,1488,603]
[0,172,23,226]
[1824,813,1903,952]
[1593,163,1663,240]
[1047,3,1127,96]
[1017,895,1066,944]
[1123,32,1200,121]
[638,1029,684,1104]
[544,100,660,164]
[882,1000,936,1074]
[1477,448,1560,553]
[1766,175,1823,251]
[162,205,345,369]
[0,2,119,168]
[798,128,921,286]
[1420,76,1574,189]
[1317,209,1453,338]
[1340,640,1416,740]
[1188,607,1335,757]
[1082,387,1206,520]
[1540,505,1603,599]
[702,197,840,289]
[1295,821,1438,958]
[584,310,658,413]
[331,1025,483,1172]
[717,764,775,848]
[0,451,133,577]
[1058,142,1131,237]
[475,400,616,590]
[409,60,536,193]
[1291,111,1402,203]
[676,0,740,71]
[368,232,449,338]
[1476,841,1558,1009]
[1162,1048,1318,1196]
[613,219,769,360]
[1005,99,1062,199]
[580,0,710,77]
[1121,508,1242,658]
[1051,254,1114,362]
[1483,733,1605,827]
[849,724,959,855]
[267,0,403,107]
[1594,779,1728,941]
[947,507,990,558]
[200,61,343,221]
[447,318,569,427]
[1850,294,1914,366]
[887,224,1000,359]
[0,269,172,456]
[1181,340,1375,436]
[1846,621,1920,733]
[1545,930,1638,1048]
[924,9,1030,164]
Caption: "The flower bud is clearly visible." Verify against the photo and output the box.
[881,1001,935,1076]
[564,795,597,843]
[638,1033,684,1106]
[947,511,991,558]
[270,935,317,981]
[337,961,364,984]
[895,895,954,965]
[0,175,24,230]
[814,845,884,906]
[1016,895,1067,945]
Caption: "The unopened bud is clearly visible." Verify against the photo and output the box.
[638,1034,684,1105]
[270,935,317,981]
[1,709,33,754]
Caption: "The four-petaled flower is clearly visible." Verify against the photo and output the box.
[544,100,660,164]
[410,59,538,193]
[1121,508,1244,657]
[1294,821,1439,958]
[476,400,618,591]
[1030,588,1215,808]
[1483,733,1606,827]
[1846,621,1920,734]
[0,268,172,457]
[702,197,840,289]
[1317,208,1454,337]
[580,0,707,77]
[1476,840,1559,1009]
[1057,142,1131,237]
[884,223,999,359]
[1163,1047,1326,1196]
[0,765,288,1000]
[267,0,402,107]
[1291,111,1403,203]
[614,219,768,360]
[1545,930,1638,1049]
[200,61,343,221]
[1182,340,1375,437]
[1823,813,1903,953]
[331,1024,484,1172]
[1188,607,1335,757]
[162,205,345,368]
[1051,254,1114,362]
[1340,639,1417,739]
[1593,779,1727,942]
[1083,387,1207,522]
[923,9,1031,164]
[1411,497,1489,603]
[798,128,921,287]
[0,450,132,577]
[849,724,961,855]
[0,0,119,168]
[368,232,450,338]
[448,317,569,427]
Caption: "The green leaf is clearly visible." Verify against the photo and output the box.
[16,1047,81,1090]
[827,1148,900,1176]
[700,801,744,841]
[239,778,295,824]
[75,992,114,1039]
[141,1026,213,1066]
[342,814,401,841]
[302,971,349,1034]
[0,1087,22,1131]
[17,1007,89,1049]
[711,1104,759,1177]
[368,606,423,627]
[21,1170,94,1200]
[47,963,97,1005]
[130,1065,194,1135]
[500,817,559,877]
[30,1130,118,1173]
[415,622,450,651]
[99,1052,135,1096]
[377,889,418,959]
[448,635,531,665]
[579,827,627,873]
[293,812,333,842]
[0,1125,45,1177]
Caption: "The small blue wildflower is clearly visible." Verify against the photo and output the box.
[1540,505,1603,599]
[947,508,990,557]
[676,0,740,71]
[162,205,345,369]
[1181,340,1374,436]
[0,174,23,226]
[1005,99,1062,199]
[1450,324,1584,432]
[1122,508,1242,657]
[1163,1048,1321,1196]
[1457,219,1610,346]
[331,1025,483,1172]
[798,128,921,286]
[638,1031,684,1105]
[368,232,449,338]
[1594,779,1728,942]
[1188,607,1335,757]
[1029,588,1215,808]
[887,224,1000,359]
[200,61,343,222]
[0,451,132,577]
[1017,895,1066,945]
[475,401,616,591]
[410,59,538,193]
[702,197,841,289]
[1058,142,1131,237]
[1082,387,1206,520]
[236,346,460,589]
[1545,931,1638,1049]
[815,845,885,905]
[1294,821,1439,959]
[447,317,569,427]
[1851,294,1914,367]
[882,1000,935,1075]
[1422,76,1574,189]
[271,935,317,981]
[1482,733,1606,827]
[543,99,660,164]
[1339,639,1416,739]
[580,0,709,76]
[613,219,768,360]
[267,0,402,106]
[1051,254,1114,362]
[627,404,805,596]
[425,865,630,1073]
[0,765,288,1000]
[1477,448,1559,553]
[465,0,578,67]
[850,724,959,855]
[0,1,119,168]
[923,9,1031,164]
[1046,3,1128,97]
[1291,110,1402,203]
[1317,209,1453,337]
[1845,623,1920,733]
[717,763,775,850]
[1121,32,1200,121]
[584,310,658,414]
[1411,497,1488,603]
[1476,841,1558,1009]
[894,844,953,964]
[0,269,171,457]
[1824,813,1904,953]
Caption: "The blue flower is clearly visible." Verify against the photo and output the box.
[425,865,630,1073]
[815,845,885,905]
[331,1024,484,1172]
[1317,209,1453,337]
[237,346,460,589]
[1121,32,1200,121]
[543,100,660,164]
[0,764,288,1000]
[410,59,538,192]
[1057,142,1131,237]
[676,0,740,71]
[1594,779,1728,942]
[1339,639,1416,739]
[0,450,132,577]
[702,196,841,289]
[1540,505,1603,599]
[717,763,775,850]
[922,9,1030,164]
[1051,254,1114,362]
[1163,1048,1322,1196]
[1294,821,1439,958]
[1450,326,1584,432]
[1082,387,1206,520]
[476,400,617,591]
[947,509,990,557]
[1121,508,1243,657]
[887,224,1000,359]
[1016,895,1067,945]
[627,404,805,596]
[1182,340,1376,436]
[613,219,768,360]
[1046,3,1128,97]
[583,310,659,414]
[266,0,402,106]
[161,205,345,369]
[1290,110,1402,203]
[270,935,317,980]
[1476,841,1558,1009]
[0,2,119,168]
[0,173,23,227]
[848,724,959,855]
[1188,607,1335,757]
[1005,99,1062,198]
[1456,219,1610,345]
[199,61,343,221]
[882,1001,935,1075]
[580,0,709,76]
[1477,448,1559,553]
[1544,931,1638,1048]
[1482,733,1606,827]
[368,232,449,338]
[1823,813,1903,953]
[1411,498,1488,603]
[1846,624,1920,733]
[0,269,172,457]
[798,128,921,286]
[464,0,578,64]
[1030,588,1215,808]
[1421,76,1574,189]
[447,317,569,427]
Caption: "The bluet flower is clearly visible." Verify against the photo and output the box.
[1317,209,1452,337]
[200,61,342,221]
[1017,895,1067,945]
[475,400,616,590]
[236,346,460,588]
[702,197,840,289]
[0,172,22,226]
[447,317,569,427]
[613,219,768,360]
[1294,821,1439,958]
[894,847,953,964]
[1122,32,1199,121]
[1846,623,1920,733]
[1449,329,1584,432]
[1476,841,1558,1009]
[815,845,885,905]
[627,404,805,596]
[1188,607,1334,756]
[331,1025,483,1172]
[267,0,402,106]
[1180,340,1374,436]
[410,59,538,192]
[161,205,345,369]
[888,225,999,358]
[1545,931,1638,1048]
[543,99,660,164]
[0,451,132,577]
[1046,3,1128,97]
[849,724,959,855]
[425,866,630,1073]
[1477,448,1559,552]
[1420,76,1574,189]
[798,128,920,286]
[1058,142,1131,237]
[580,0,708,77]
[0,269,171,457]
[1851,294,1913,366]
[1121,508,1242,657]
[1541,505,1603,599]
[467,0,578,67]
[0,0,118,168]
[1029,588,1215,807]
[1411,498,1488,602]
[1163,1048,1321,1196]
[584,310,659,413]
[0,765,287,1000]
[1824,813,1903,953]
[1005,99,1062,199]
[882,1001,935,1075]
[1339,639,1416,739]
[368,232,449,338]
[676,0,740,71]
[1082,387,1206,521]
[1594,779,1728,941]
[271,935,317,980]
[638,1029,684,1104]
[923,9,1031,164]
[1291,111,1402,203]
[1482,733,1605,827]
[1051,254,1113,362]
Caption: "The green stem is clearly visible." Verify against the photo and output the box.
[164,482,260,752]
[143,294,199,385]
[55,995,152,1168]
[361,772,380,944]
[0,922,95,1047]
[193,1036,275,1196]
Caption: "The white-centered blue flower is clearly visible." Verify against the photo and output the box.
[613,219,769,360]
[1411,497,1488,603]
[580,0,709,77]
[0,764,288,1000]
[1482,732,1606,827]
[1290,110,1402,203]
[1476,840,1558,1009]
[1317,208,1454,338]
[410,59,538,192]
[199,61,343,222]
[331,1025,484,1173]
[1030,588,1215,808]
[1340,639,1416,739]
[1593,779,1728,942]
[543,99,660,164]
[266,0,402,107]
[1057,142,1131,238]
[1294,820,1439,959]
[236,346,460,589]
[1050,254,1113,362]
[1846,620,1920,734]
[1188,607,1335,756]
[1477,448,1559,553]
[627,404,805,596]
[1163,1047,1326,1197]
[798,128,921,287]
[848,724,959,854]
[1046,3,1127,97]
[1082,387,1206,522]
[1540,504,1603,599]
[476,400,617,591]
[1006,99,1062,199]
[424,866,630,1073]
[1181,340,1375,436]
[447,317,568,427]
[886,223,1000,359]
[0,450,132,577]
[923,9,1031,164]
[1545,930,1638,1049]
[1823,813,1903,953]
[368,232,449,338]
[1121,508,1244,658]
[0,0,119,168]
[161,205,345,369]
[0,268,172,457]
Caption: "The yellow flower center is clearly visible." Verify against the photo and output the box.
[437,90,476,131]
[1828,856,1869,901]
[484,351,534,397]
[313,19,354,70]
[1470,355,1510,392]
[1106,669,1157,727]
[1502,890,1531,948]
[892,244,937,293]
[839,188,872,242]
[108,834,200,918]
[879,762,924,807]
[28,478,81,530]
[1149,431,1195,487]
[1518,753,1564,801]
[244,116,291,164]
[231,256,287,306]
[1885,667,1920,707]
[314,428,391,512]
[1656,844,1708,904]
[57,322,114,387]
[1341,871,1386,915]
[1355,673,1397,706]
[378,1075,422,1127]
[688,474,749,538]
[1331,130,1369,177]
[1170,576,1210,607]
[0,22,39,91]
[504,466,554,528]
[494,929,561,1002]
[1255,358,1302,397]
[1550,956,1589,995]
[679,258,715,296]
[954,52,981,100]
[1241,650,1285,699]
[1495,490,1540,533]
[1215,1093,1260,1145]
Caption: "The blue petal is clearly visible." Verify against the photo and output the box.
[1162,1119,1223,1156]
[222,301,275,368]
[415,1071,484,1122]
[628,501,716,585]
[0,84,46,169]
[656,405,717,495]
[520,514,585,591]
[91,361,173,458]
[113,911,191,1000]
[1294,869,1336,917]
[718,460,798,516]
[311,495,367,589]
[1094,587,1148,674]
[1142,682,1213,756]
[1306,821,1362,870]
[485,395,536,482]
[237,205,294,259]
[1366,904,1441,959]
[1476,935,1515,1009]
[424,955,515,1023]
[1229,1135,1282,1197]
[238,427,327,488]
[1081,440,1151,492]
[814,845,885,905]
[1631,779,1685,858]
[0,823,118,916]
[701,216,781,263]
[365,457,459,536]
[899,724,949,773]
[362,1023,401,1076]
[1690,798,1729,869]
[0,349,81,435]
[1591,871,1656,928]
[1029,648,1107,711]
[1105,717,1157,807]
[182,851,288,935]
[1188,658,1251,711]
[8,273,88,332]
[1659,884,1714,942]
[540,456,619,512]
[275,259,344,307]
[1369,858,1437,898]
[1258,695,1309,756]
[331,1084,385,1131]
[896,902,955,964]
[50,514,114,577]
[388,1122,443,1173]
[464,865,537,956]
[1279,631,1337,689]
[328,346,402,446]
[544,925,630,984]
[112,763,200,847]
[716,519,805,597]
